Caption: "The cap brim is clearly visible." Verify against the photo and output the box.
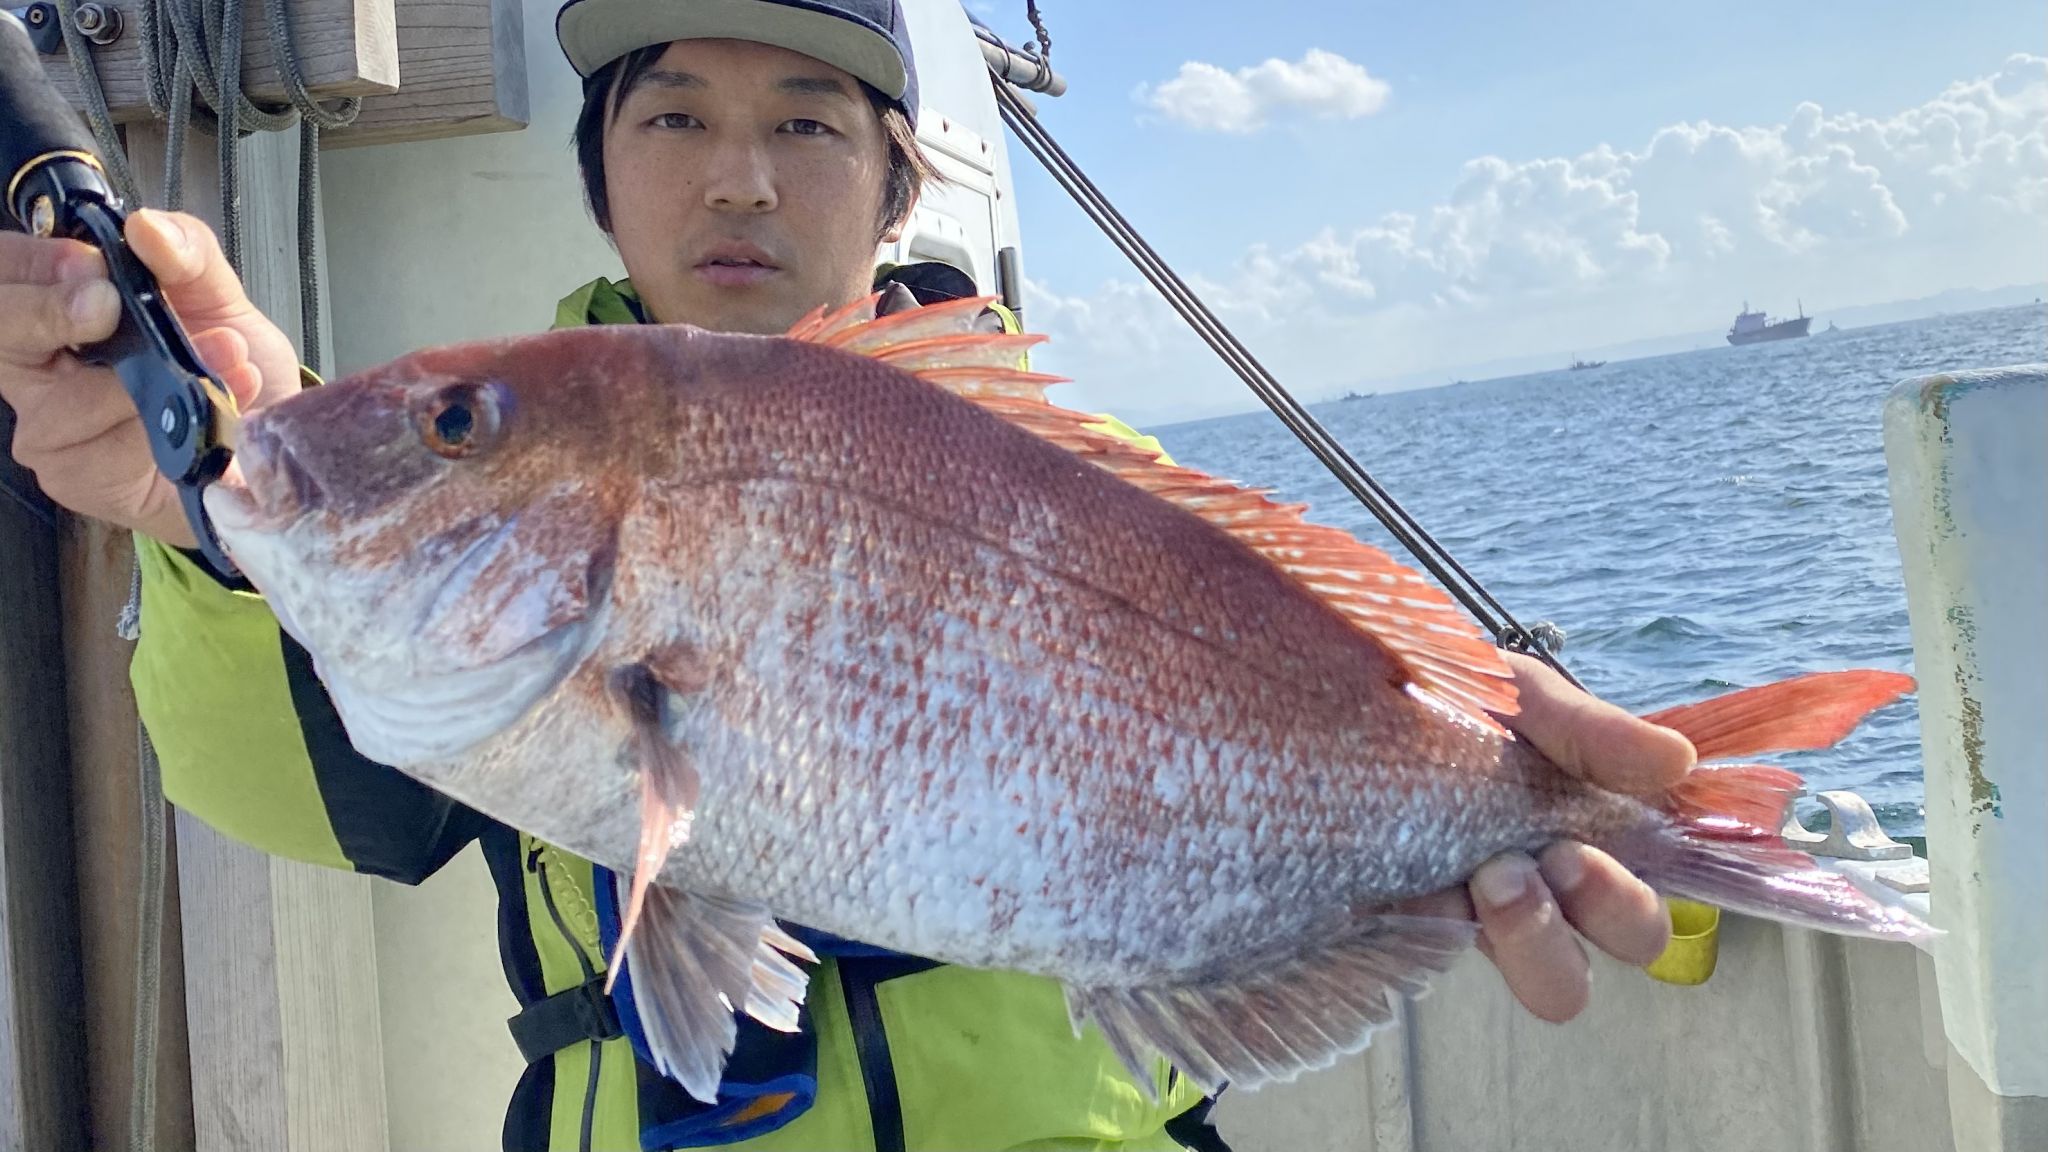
[557,0,907,100]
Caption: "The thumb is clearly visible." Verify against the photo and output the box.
[124,209,252,324]
[1502,651,1696,794]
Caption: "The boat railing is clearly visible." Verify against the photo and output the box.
[1212,363,2048,1151]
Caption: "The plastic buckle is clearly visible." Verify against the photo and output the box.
[508,974,625,1064]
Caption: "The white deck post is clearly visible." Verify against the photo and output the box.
[1883,362,2048,1151]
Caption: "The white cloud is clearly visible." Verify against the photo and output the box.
[1136,49,1392,134]
[1031,54,2048,421]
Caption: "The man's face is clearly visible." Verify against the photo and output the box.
[601,37,902,334]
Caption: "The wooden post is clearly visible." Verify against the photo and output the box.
[64,511,199,1152]
[125,117,391,1152]
[0,412,90,1152]
[325,0,531,147]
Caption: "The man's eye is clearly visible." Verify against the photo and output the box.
[781,118,833,136]
[650,112,701,130]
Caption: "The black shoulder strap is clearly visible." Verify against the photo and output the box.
[836,953,941,1152]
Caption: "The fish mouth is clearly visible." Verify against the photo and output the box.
[201,472,262,532]
[210,420,324,533]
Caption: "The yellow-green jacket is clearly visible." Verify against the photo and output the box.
[129,274,1221,1152]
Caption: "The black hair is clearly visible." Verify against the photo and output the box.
[572,43,940,239]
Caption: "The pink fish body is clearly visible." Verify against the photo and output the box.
[205,297,1932,1102]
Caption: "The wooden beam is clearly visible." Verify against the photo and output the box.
[0,406,90,1152]
[325,0,529,148]
[64,515,198,1152]
[129,122,391,1152]
[39,0,400,123]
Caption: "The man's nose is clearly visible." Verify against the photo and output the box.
[702,137,777,213]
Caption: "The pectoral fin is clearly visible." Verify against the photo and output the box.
[605,648,713,983]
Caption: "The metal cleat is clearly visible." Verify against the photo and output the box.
[1780,792,1829,849]
[1807,790,1914,862]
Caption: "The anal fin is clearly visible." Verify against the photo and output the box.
[1065,914,1477,1101]
[619,884,819,1104]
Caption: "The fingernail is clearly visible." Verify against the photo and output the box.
[1473,855,1535,909]
[69,279,117,325]
[1541,844,1587,894]
[146,210,190,257]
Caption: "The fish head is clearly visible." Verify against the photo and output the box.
[203,330,647,766]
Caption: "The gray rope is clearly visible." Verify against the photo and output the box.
[52,0,355,347]
[114,0,355,351]
[50,0,140,202]
[296,119,321,370]
[127,724,165,1152]
[1025,0,1051,64]
[130,724,167,1152]
[263,0,360,373]
[115,558,163,1152]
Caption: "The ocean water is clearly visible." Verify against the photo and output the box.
[1146,304,2047,841]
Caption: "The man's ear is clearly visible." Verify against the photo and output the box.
[881,188,920,245]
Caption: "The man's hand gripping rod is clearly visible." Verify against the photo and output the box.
[0,9,241,576]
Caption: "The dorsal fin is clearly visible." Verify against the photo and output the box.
[785,294,1520,730]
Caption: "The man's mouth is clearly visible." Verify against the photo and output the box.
[692,240,782,288]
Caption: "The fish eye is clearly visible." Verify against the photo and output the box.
[416,381,502,459]
[434,403,474,446]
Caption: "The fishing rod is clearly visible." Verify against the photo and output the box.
[983,68,1582,692]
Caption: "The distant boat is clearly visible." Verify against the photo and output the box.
[1568,358,1606,370]
[1727,299,1813,345]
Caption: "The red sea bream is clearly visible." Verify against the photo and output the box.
[201,296,1934,1102]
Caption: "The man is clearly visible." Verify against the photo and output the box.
[0,1,1694,1148]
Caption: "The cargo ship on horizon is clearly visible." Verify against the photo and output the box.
[1727,299,1813,345]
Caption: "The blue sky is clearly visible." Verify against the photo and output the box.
[964,1,2048,421]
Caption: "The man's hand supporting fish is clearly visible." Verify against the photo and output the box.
[0,206,1693,1032]
[1404,650,1695,1023]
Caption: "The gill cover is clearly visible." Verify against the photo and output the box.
[327,489,617,766]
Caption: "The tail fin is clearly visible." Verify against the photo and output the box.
[1635,815,1936,942]
[1628,671,1936,942]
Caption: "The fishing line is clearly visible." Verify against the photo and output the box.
[986,75,1581,691]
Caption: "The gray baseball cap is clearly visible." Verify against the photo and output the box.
[556,0,920,127]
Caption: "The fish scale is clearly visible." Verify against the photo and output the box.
[202,294,1935,1105]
